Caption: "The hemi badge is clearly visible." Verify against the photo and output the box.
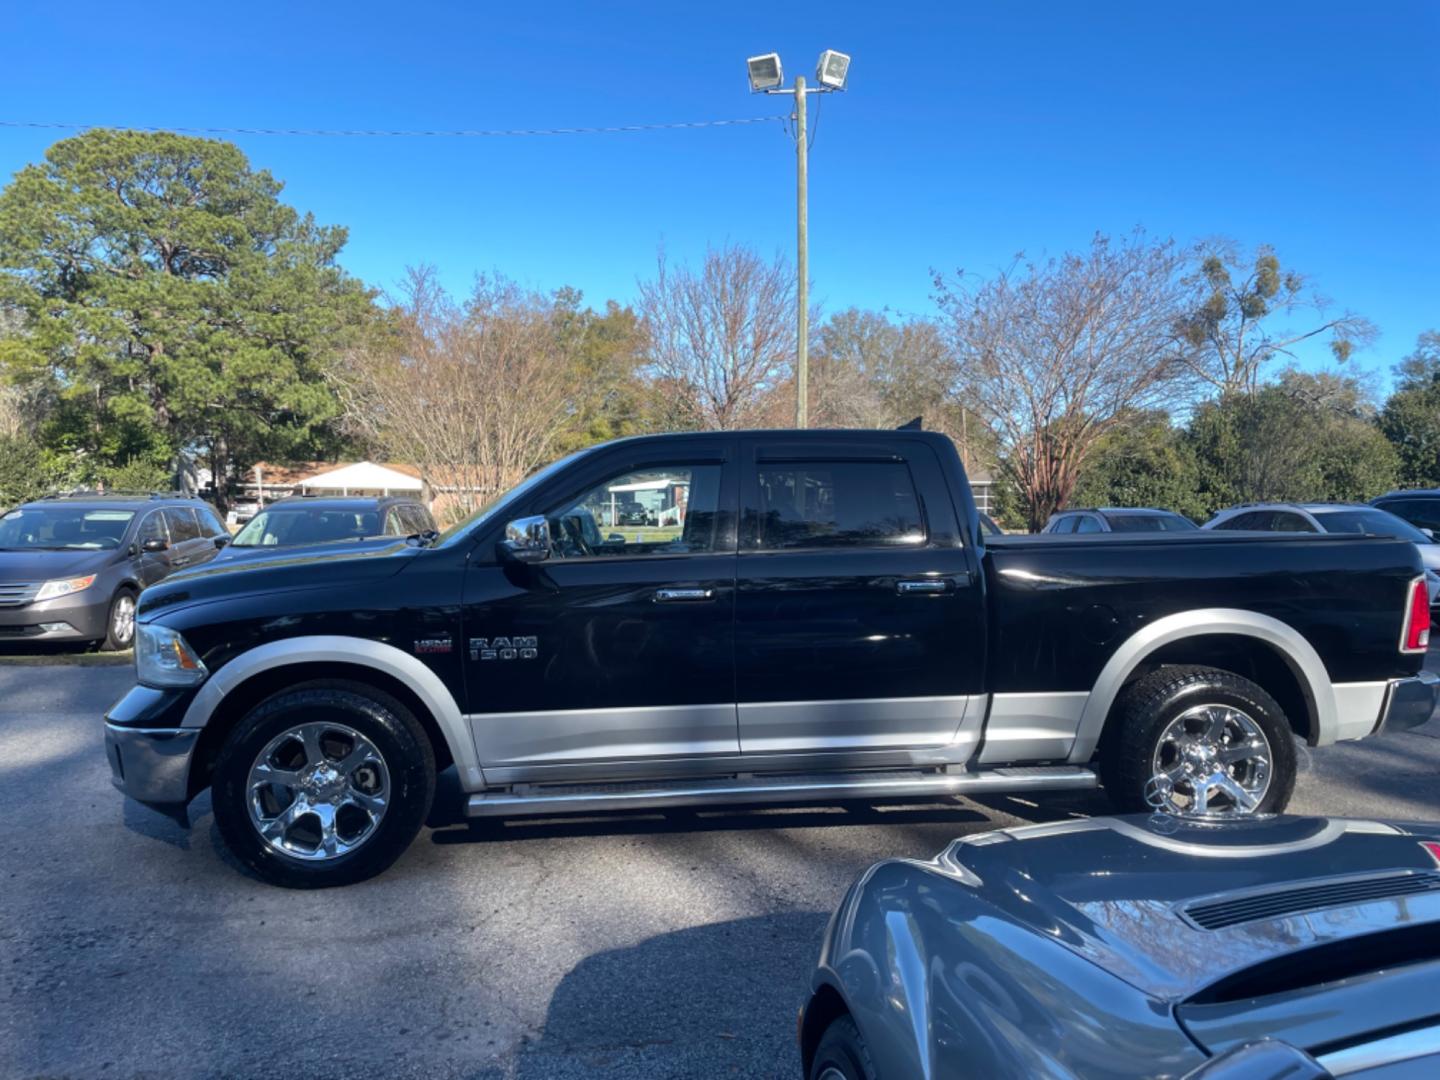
[414,638,453,655]
[1421,841,1440,868]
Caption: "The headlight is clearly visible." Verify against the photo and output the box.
[136,623,208,688]
[35,575,97,602]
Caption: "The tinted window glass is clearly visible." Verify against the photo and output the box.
[399,504,433,533]
[137,511,168,545]
[1046,515,1074,533]
[196,507,227,537]
[233,507,382,546]
[1316,509,1431,542]
[1215,512,1265,530]
[383,509,404,535]
[163,508,201,542]
[1074,514,1103,534]
[1270,512,1317,533]
[1377,498,1440,532]
[547,465,721,557]
[754,461,923,550]
[1108,513,1196,532]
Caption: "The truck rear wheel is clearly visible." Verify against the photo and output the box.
[212,680,435,888]
[1100,665,1296,818]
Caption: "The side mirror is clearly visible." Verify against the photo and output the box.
[497,515,551,564]
[141,538,169,553]
[1423,528,1435,541]
[213,536,230,549]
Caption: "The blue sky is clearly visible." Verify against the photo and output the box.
[5,2,1437,387]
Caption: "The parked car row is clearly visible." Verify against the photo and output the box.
[1041,491,1440,607]
[0,490,435,651]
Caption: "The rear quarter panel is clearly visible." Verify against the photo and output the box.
[984,533,1423,691]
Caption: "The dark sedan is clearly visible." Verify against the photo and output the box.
[801,814,1440,1079]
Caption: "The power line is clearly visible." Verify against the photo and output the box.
[0,116,788,138]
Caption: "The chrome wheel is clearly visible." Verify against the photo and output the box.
[111,593,136,647]
[246,721,389,861]
[1145,703,1272,818]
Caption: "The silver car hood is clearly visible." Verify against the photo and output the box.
[941,814,1440,1001]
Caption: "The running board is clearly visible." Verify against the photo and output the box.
[464,765,1098,817]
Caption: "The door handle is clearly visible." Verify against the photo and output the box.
[654,588,714,602]
[896,579,947,595]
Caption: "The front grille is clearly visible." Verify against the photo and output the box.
[0,582,40,608]
[1184,871,1440,930]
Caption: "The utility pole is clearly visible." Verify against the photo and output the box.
[794,75,809,429]
[745,50,849,432]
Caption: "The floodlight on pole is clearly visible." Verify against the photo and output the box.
[746,53,784,93]
[815,49,851,90]
[742,49,850,429]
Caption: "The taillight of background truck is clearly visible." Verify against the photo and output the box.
[1401,576,1431,654]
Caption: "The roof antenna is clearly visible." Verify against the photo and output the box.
[896,416,923,431]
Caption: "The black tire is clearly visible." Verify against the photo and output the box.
[809,1015,878,1080]
[1100,664,1296,816]
[100,587,138,652]
[212,680,436,888]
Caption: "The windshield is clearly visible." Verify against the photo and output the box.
[1316,508,1432,543]
[0,507,135,550]
[1108,513,1197,532]
[233,507,382,547]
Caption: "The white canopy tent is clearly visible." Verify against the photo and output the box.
[298,461,423,497]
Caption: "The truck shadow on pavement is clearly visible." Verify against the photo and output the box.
[505,911,826,1080]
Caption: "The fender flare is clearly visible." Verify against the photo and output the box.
[180,635,484,788]
[1066,608,1336,764]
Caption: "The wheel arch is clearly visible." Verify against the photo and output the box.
[1067,609,1336,764]
[182,636,481,799]
[799,981,851,1078]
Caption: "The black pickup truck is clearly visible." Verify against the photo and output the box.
[104,430,1438,887]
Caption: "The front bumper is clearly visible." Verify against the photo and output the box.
[0,589,111,642]
[104,722,200,806]
[1377,670,1439,735]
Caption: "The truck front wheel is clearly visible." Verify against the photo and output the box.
[212,681,436,888]
[1100,665,1296,818]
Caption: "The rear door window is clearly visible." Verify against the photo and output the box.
[752,461,924,550]
[1215,512,1264,530]
[163,507,201,543]
[1270,512,1317,533]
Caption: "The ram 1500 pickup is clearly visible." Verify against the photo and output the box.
[103,430,1438,887]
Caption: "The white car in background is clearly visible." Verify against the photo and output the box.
[1204,501,1440,607]
[224,501,260,530]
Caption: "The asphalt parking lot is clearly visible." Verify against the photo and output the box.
[3,660,1439,1080]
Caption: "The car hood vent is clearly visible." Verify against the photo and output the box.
[1184,871,1440,931]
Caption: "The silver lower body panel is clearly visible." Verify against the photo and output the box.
[464,764,1098,817]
